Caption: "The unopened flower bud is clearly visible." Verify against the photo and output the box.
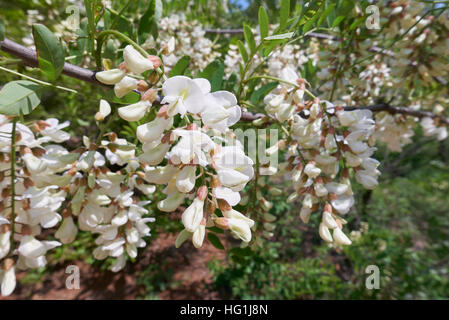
[141,88,158,103]
[217,199,232,212]
[214,217,229,230]
[137,80,150,92]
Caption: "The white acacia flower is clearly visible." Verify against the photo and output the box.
[192,223,206,248]
[169,129,215,166]
[227,218,252,243]
[23,153,47,174]
[0,123,37,151]
[214,146,254,192]
[22,186,64,228]
[103,138,136,165]
[300,206,312,223]
[55,217,77,244]
[17,236,61,269]
[176,165,197,193]
[157,191,185,212]
[213,186,241,206]
[355,170,379,190]
[322,211,338,229]
[0,263,15,297]
[201,91,241,132]
[333,228,352,245]
[96,68,126,85]
[304,162,321,178]
[319,222,333,243]
[345,130,369,154]
[95,99,112,121]
[139,141,170,165]
[123,45,154,74]
[114,76,139,98]
[76,151,105,171]
[223,209,254,227]
[337,109,374,130]
[144,165,179,184]
[39,118,70,143]
[118,101,151,122]
[331,194,354,215]
[182,197,204,232]
[325,182,348,195]
[0,230,11,260]
[137,116,173,143]
[161,76,210,117]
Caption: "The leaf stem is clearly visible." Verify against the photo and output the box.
[9,118,17,256]
[0,66,77,93]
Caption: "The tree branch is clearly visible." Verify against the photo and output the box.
[1,38,447,125]
[0,38,110,88]
[239,104,449,125]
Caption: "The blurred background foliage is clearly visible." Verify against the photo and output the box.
[0,0,448,300]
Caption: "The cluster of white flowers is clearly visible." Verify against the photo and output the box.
[0,104,158,296]
[96,46,256,249]
[4,0,449,298]
[261,68,379,245]
[382,0,449,86]
[372,112,415,152]
[0,115,71,296]
[143,13,220,72]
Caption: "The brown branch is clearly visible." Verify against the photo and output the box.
[0,38,111,88]
[240,104,449,126]
[1,38,448,125]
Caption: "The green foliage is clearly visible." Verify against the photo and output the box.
[197,60,225,92]
[0,19,5,41]
[243,24,256,54]
[208,233,225,250]
[0,80,42,116]
[169,56,191,77]
[32,24,65,81]
[138,0,163,42]
[279,0,290,30]
[236,40,249,63]
[258,6,269,39]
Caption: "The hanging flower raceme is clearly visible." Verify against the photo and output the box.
[109,70,255,249]
[0,117,74,296]
[260,73,380,246]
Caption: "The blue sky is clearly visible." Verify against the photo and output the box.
[231,0,250,10]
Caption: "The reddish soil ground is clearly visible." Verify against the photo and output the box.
[2,233,227,300]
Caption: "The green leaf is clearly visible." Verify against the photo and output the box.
[243,24,256,54]
[280,0,290,30]
[32,24,65,81]
[0,19,5,41]
[207,226,224,234]
[169,55,191,77]
[207,233,224,250]
[198,60,224,92]
[332,15,345,28]
[236,40,248,62]
[138,0,163,42]
[0,80,42,116]
[104,90,140,104]
[349,16,366,31]
[303,11,319,33]
[264,32,294,40]
[258,6,269,39]
[317,4,336,27]
[250,82,279,104]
